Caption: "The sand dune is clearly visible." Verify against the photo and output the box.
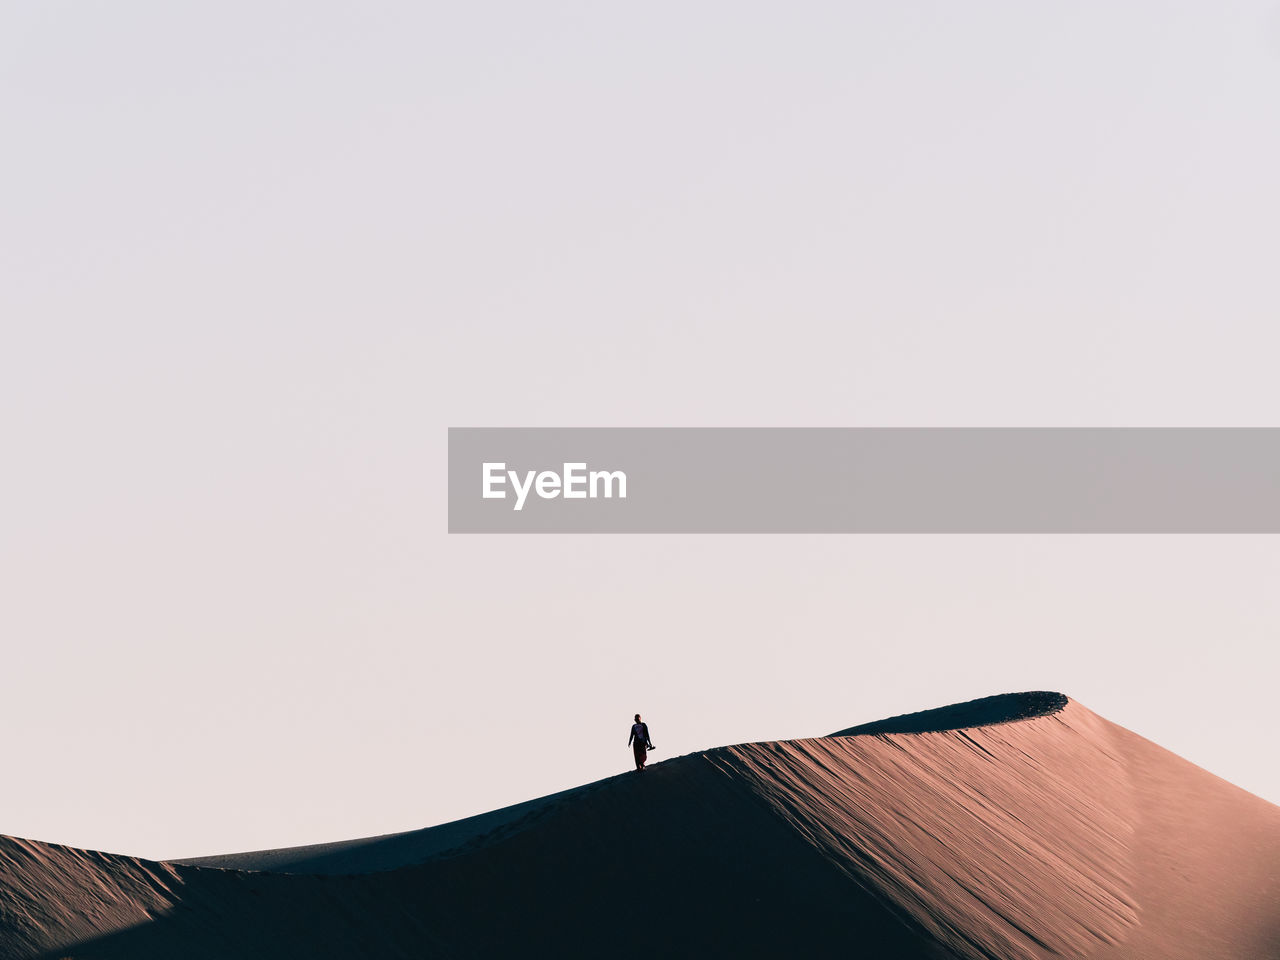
[2,693,1276,959]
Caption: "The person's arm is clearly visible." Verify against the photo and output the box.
[627,727,634,747]
[644,723,653,747]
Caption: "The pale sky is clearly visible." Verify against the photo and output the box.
[2,2,1278,860]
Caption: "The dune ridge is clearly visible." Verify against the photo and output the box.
[831,690,1070,735]
[1,693,1276,959]
[0,837,179,960]
[715,700,1137,960]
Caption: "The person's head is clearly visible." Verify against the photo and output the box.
[634,714,641,722]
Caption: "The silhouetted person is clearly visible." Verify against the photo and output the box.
[628,713,654,770]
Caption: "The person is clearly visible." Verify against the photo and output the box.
[628,713,654,771]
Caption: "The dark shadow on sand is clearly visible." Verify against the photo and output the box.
[42,753,943,960]
[172,782,593,876]
[831,691,1069,737]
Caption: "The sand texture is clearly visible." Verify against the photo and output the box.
[2,692,1277,959]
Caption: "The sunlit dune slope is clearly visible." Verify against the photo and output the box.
[2,693,1277,959]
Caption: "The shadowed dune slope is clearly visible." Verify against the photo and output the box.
[2,693,1277,960]
[831,690,1070,735]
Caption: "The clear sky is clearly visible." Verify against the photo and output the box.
[2,2,1278,860]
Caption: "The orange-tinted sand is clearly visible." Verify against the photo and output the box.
[2,693,1277,959]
